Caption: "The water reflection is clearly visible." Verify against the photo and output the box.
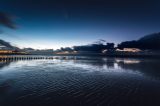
[0,61,12,69]
[0,56,159,79]
[71,57,160,79]
[0,56,160,106]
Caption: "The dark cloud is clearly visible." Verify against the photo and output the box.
[118,32,160,50]
[0,12,16,29]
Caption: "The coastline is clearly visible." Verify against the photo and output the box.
[0,53,160,58]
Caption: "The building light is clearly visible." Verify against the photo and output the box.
[116,48,141,52]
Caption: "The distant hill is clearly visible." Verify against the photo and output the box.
[0,39,13,48]
[118,32,160,50]
[0,39,19,50]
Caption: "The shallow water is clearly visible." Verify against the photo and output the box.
[0,56,160,106]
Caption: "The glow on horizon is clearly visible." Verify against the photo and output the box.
[12,41,83,50]
[1,34,100,50]
[1,30,121,50]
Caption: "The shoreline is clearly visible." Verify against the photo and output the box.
[0,53,160,59]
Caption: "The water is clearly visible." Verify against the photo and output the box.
[0,56,160,106]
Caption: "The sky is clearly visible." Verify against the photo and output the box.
[0,0,160,49]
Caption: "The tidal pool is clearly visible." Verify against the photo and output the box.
[0,56,160,106]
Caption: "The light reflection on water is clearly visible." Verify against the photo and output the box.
[0,56,160,106]
[0,57,142,75]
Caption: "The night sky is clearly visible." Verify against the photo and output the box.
[0,0,160,49]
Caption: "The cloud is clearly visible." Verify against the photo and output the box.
[0,12,16,29]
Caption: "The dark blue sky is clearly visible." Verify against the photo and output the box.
[0,0,160,49]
